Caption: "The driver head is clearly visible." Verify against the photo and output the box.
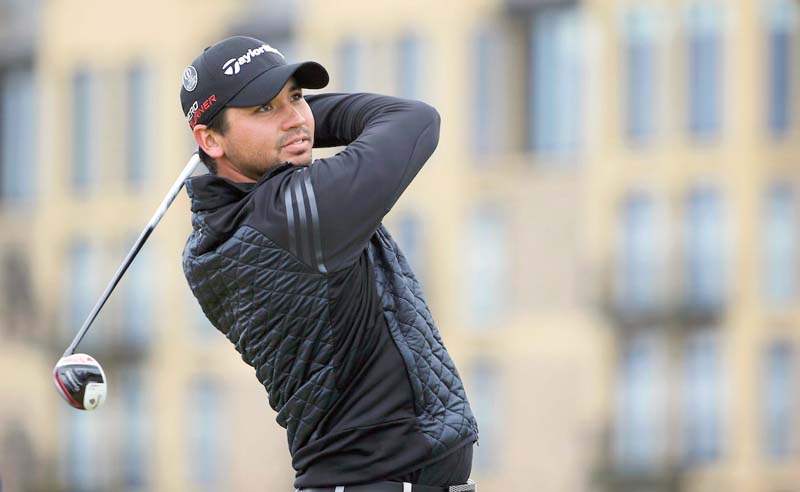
[53,354,107,411]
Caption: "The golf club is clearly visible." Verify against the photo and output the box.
[53,152,201,410]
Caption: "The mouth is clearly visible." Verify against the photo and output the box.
[282,135,311,153]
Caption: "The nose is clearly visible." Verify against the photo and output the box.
[282,104,306,130]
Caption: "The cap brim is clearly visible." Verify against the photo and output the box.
[227,61,329,108]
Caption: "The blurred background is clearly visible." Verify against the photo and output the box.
[0,0,798,490]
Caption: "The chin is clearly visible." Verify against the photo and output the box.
[286,155,313,166]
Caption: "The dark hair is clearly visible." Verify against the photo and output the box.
[198,108,229,174]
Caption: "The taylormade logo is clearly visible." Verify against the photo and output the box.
[222,44,283,76]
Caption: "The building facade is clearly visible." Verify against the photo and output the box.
[0,0,797,491]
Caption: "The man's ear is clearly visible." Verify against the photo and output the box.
[193,124,224,159]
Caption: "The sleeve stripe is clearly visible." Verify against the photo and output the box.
[284,168,327,273]
[292,174,313,266]
[284,175,298,257]
[301,168,328,273]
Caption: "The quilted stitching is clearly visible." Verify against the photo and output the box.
[369,226,479,454]
[183,214,478,459]
[183,223,337,455]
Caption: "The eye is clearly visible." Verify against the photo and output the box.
[291,92,304,101]
[257,103,273,112]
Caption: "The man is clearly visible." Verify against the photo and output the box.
[180,36,478,492]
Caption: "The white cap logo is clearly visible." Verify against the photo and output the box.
[183,66,198,92]
[222,58,241,75]
[222,44,284,76]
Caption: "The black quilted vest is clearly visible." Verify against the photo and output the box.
[182,185,478,469]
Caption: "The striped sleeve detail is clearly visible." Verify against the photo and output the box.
[283,168,327,273]
[301,168,328,274]
[284,176,298,256]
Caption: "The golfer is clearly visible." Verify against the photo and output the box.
[180,36,478,492]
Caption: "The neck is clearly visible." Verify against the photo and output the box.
[216,160,258,183]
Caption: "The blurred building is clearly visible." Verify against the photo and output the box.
[0,0,798,491]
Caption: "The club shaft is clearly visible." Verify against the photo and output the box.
[63,153,201,357]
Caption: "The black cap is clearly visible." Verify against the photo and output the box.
[180,36,329,129]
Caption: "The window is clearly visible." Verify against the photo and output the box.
[121,233,151,348]
[687,2,723,140]
[121,368,148,489]
[62,240,107,353]
[126,64,152,189]
[393,212,426,286]
[528,5,585,160]
[187,286,215,340]
[472,27,508,157]
[684,329,721,463]
[72,70,95,192]
[397,33,422,100]
[0,65,36,204]
[623,7,658,144]
[765,0,797,136]
[338,38,365,92]
[464,206,508,326]
[64,409,102,491]
[763,341,794,460]
[65,240,98,344]
[763,183,797,305]
[618,192,660,312]
[2,424,37,491]
[2,248,34,335]
[615,331,666,470]
[685,188,726,311]
[469,361,499,473]
[189,378,224,491]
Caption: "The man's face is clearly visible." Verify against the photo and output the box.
[210,78,315,181]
